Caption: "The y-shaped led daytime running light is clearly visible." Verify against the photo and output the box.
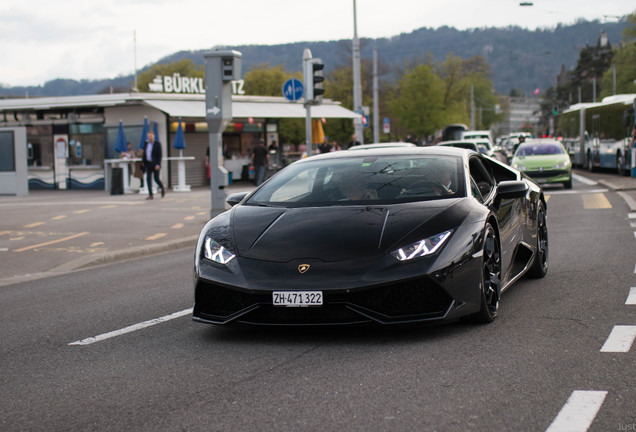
[204,237,235,264]
[392,230,452,261]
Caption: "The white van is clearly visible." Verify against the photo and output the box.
[461,130,493,150]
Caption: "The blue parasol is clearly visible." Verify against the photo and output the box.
[115,120,128,153]
[138,117,149,149]
[153,121,158,141]
[173,118,186,152]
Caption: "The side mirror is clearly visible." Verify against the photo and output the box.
[226,192,249,207]
[496,180,529,199]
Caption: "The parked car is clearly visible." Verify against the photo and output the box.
[511,139,572,189]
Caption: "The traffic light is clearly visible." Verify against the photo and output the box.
[304,58,324,105]
[552,105,558,116]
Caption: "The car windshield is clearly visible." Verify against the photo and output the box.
[516,144,564,156]
[246,155,465,208]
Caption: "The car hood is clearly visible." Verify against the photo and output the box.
[513,154,569,169]
[230,200,466,263]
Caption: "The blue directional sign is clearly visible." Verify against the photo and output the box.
[282,78,304,102]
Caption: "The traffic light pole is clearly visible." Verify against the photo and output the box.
[303,49,324,157]
[303,49,313,157]
[305,105,312,157]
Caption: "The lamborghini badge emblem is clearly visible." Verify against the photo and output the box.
[298,264,310,274]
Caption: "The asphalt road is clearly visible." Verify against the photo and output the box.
[1,172,635,431]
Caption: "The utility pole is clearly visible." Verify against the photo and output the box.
[373,46,379,143]
[133,30,138,92]
[470,84,476,130]
[352,0,364,144]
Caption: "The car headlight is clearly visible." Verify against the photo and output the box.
[554,161,569,169]
[204,236,235,264]
[512,163,526,171]
[391,230,453,261]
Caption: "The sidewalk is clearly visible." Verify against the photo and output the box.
[0,182,255,286]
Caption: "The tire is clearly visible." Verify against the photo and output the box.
[473,223,501,323]
[527,201,548,278]
[564,177,572,189]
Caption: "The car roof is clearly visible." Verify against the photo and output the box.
[347,142,416,150]
[304,145,475,162]
[521,138,564,146]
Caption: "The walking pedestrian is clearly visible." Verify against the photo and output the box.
[251,139,269,186]
[142,130,165,200]
[348,134,361,149]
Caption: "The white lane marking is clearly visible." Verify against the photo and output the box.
[546,188,608,195]
[600,325,636,353]
[546,390,607,432]
[572,173,598,185]
[627,288,636,305]
[629,213,636,219]
[0,247,8,252]
[68,308,192,346]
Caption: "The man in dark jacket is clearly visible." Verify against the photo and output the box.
[142,130,165,199]
[251,139,269,186]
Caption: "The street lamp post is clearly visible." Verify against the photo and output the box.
[352,0,364,145]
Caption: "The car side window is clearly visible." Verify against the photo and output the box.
[469,156,495,198]
[470,177,484,203]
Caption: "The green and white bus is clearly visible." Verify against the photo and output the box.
[559,94,636,175]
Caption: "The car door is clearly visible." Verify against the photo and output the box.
[469,155,522,287]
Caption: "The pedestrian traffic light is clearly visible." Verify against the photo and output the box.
[552,105,558,116]
[304,58,324,105]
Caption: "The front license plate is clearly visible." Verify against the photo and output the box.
[272,291,323,307]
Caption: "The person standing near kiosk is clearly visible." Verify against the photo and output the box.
[142,130,165,199]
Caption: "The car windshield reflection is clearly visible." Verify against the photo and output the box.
[246,155,465,208]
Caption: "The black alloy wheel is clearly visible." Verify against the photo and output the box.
[527,201,548,278]
[474,223,501,323]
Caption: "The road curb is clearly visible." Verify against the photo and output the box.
[597,179,636,192]
[616,192,636,212]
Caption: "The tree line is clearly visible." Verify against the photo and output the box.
[540,11,636,133]
[137,53,500,148]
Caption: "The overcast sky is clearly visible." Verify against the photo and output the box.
[1,0,634,87]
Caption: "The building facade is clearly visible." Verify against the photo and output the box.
[0,93,360,193]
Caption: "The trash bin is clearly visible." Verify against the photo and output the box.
[111,167,123,195]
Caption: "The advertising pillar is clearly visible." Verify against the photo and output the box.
[204,50,242,216]
[53,134,69,189]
